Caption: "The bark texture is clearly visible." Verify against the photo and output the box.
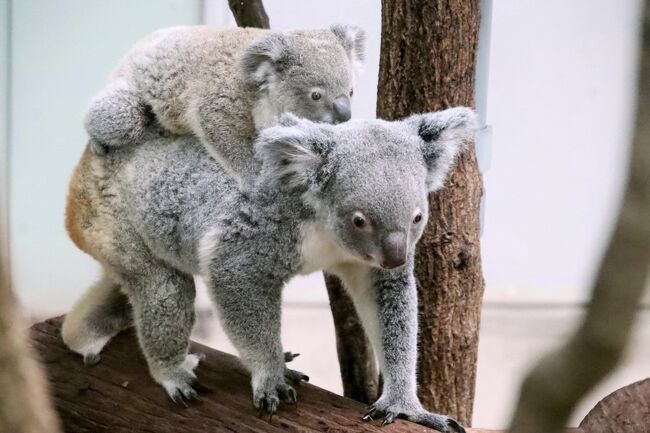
[227,0,270,29]
[509,3,650,432]
[377,0,484,425]
[0,239,61,432]
[226,0,379,404]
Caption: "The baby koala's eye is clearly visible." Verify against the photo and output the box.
[311,91,322,101]
[349,89,354,97]
[412,213,423,224]
[352,212,367,229]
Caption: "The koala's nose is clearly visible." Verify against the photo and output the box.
[381,232,407,269]
[333,96,351,123]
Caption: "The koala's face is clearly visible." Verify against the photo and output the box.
[242,25,365,126]
[256,108,478,270]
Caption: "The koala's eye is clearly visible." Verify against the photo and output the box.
[311,91,322,101]
[413,213,423,224]
[352,214,367,228]
[349,89,354,97]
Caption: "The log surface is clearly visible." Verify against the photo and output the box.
[31,317,501,433]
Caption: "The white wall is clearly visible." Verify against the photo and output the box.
[8,0,201,314]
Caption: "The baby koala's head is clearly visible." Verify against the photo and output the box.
[255,107,478,270]
[241,25,365,129]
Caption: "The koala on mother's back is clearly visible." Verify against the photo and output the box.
[84,24,365,178]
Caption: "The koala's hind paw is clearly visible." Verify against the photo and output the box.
[253,380,297,417]
[407,412,466,433]
[283,351,300,362]
[362,400,465,433]
[285,367,309,384]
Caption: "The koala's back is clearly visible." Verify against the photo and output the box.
[114,26,265,135]
[66,135,240,276]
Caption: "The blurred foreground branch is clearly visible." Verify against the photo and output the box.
[509,4,650,432]
[0,233,61,432]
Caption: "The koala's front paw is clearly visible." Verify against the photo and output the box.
[153,352,205,407]
[252,376,297,417]
[363,397,466,433]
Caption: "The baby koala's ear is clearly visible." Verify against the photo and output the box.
[329,24,366,69]
[255,114,333,189]
[405,107,478,191]
[241,33,293,86]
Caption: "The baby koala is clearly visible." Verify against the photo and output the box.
[63,107,476,432]
[85,24,364,177]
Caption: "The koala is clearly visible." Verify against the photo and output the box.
[84,24,364,178]
[62,107,477,432]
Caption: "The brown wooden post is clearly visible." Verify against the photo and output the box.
[376,0,484,425]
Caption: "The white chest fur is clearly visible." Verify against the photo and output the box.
[298,223,354,275]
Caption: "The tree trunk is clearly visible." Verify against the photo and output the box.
[226,0,380,404]
[227,0,270,29]
[377,0,484,425]
[509,3,650,432]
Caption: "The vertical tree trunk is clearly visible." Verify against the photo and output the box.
[377,0,484,425]
[226,0,380,404]
[509,3,650,432]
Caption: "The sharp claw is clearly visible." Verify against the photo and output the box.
[301,374,309,382]
[363,406,376,418]
[447,418,466,433]
[362,414,374,421]
[381,412,396,426]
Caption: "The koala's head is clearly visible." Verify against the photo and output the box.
[241,24,365,128]
[256,107,478,270]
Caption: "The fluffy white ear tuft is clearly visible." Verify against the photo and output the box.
[329,24,366,70]
[241,33,291,86]
[255,116,326,189]
[408,107,479,191]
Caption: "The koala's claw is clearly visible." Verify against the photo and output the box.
[363,401,466,432]
[285,367,309,384]
[253,381,297,417]
[283,351,300,362]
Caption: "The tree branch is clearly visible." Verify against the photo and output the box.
[227,0,270,29]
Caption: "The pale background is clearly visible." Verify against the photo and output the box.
[2,0,648,429]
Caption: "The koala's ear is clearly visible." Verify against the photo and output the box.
[407,107,479,191]
[255,114,332,189]
[241,33,292,85]
[329,24,366,69]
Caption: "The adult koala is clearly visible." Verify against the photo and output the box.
[84,25,364,178]
[63,108,476,432]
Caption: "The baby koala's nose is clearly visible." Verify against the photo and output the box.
[381,232,407,269]
[333,96,351,123]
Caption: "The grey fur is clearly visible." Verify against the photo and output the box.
[84,24,365,177]
[64,107,476,432]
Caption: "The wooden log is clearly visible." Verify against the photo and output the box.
[33,317,490,433]
[579,378,650,433]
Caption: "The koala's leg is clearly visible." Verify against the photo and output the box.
[84,78,152,155]
[209,270,295,414]
[190,93,255,178]
[62,271,132,366]
[124,265,201,405]
[337,262,465,433]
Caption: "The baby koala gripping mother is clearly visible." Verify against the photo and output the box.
[85,24,364,177]
[63,107,477,432]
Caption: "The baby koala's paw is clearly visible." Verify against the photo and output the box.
[252,375,297,417]
[363,396,465,432]
[153,352,206,407]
